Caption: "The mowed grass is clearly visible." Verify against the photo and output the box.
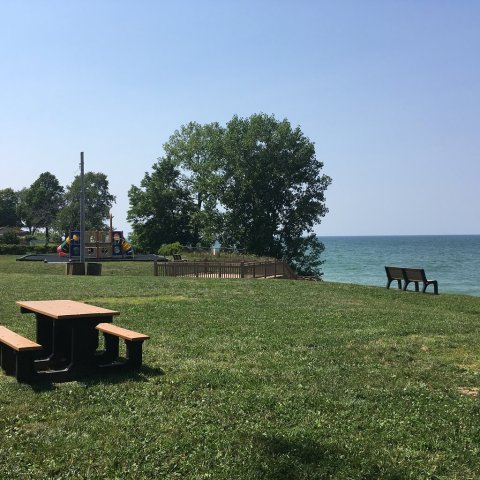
[1,256,480,479]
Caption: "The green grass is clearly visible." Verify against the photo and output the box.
[1,255,480,479]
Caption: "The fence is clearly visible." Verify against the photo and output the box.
[153,259,297,279]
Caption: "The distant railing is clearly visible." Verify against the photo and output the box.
[153,259,297,279]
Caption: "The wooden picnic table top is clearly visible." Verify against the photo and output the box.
[16,300,120,319]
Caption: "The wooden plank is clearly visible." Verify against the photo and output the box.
[96,323,149,342]
[16,300,120,319]
[0,326,42,351]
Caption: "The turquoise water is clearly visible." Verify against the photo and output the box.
[320,235,480,296]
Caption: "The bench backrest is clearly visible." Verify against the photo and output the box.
[385,266,403,280]
[402,268,427,282]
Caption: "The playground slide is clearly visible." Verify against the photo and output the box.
[57,234,78,257]
[112,233,133,256]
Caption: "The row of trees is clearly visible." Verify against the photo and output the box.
[0,172,115,243]
[1,113,331,274]
[128,113,331,275]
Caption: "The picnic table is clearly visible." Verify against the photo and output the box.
[0,300,150,382]
[16,300,120,381]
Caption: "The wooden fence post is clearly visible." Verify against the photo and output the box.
[153,260,158,276]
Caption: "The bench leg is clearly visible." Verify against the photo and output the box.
[423,281,438,295]
[1,345,16,376]
[125,340,144,369]
[403,280,420,292]
[16,351,37,383]
[0,347,36,382]
[387,279,403,289]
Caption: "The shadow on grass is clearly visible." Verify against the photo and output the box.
[253,434,408,480]
[80,365,165,386]
[28,364,165,391]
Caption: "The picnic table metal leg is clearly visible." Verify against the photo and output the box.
[36,314,53,359]
[69,322,101,374]
[50,323,73,368]
[100,333,120,364]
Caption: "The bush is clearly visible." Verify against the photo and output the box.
[1,229,19,244]
[32,245,58,254]
[0,244,58,255]
[0,244,28,255]
[158,242,183,257]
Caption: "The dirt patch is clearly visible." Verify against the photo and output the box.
[458,387,479,398]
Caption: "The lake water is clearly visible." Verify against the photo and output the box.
[320,235,480,297]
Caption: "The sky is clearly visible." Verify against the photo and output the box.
[1,0,479,237]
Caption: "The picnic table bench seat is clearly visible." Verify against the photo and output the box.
[96,323,149,369]
[0,326,42,382]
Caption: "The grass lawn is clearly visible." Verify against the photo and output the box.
[1,255,480,479]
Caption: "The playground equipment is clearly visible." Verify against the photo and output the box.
[57,230,133,259]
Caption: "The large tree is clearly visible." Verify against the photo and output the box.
[56,172,115,235]
[0,188,20,227]
[127,158,195,252]
[163,122,225,246]
[21,172,64,242]
[220,114,331,275]
[128,113,331,274]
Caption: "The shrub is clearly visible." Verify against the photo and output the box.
[0,244,28,255]
[1,229,19,244]
[158,242,183,256]
[0,244,58,255]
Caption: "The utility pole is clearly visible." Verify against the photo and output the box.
[80,152,85,264]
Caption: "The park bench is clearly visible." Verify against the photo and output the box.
[402,268,439,294]
[385,266,404,290]
[96,323,149,369]
[0,326,42,382]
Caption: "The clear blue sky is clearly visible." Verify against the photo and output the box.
[1,1,479,236]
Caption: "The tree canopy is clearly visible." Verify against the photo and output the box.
[0,188,20,227]
[20,172,64,242]
[221,114,331,271]
[56,172,116,235]
[127,159,195,250]
[129,113,331,275]
[163,122,224,246]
